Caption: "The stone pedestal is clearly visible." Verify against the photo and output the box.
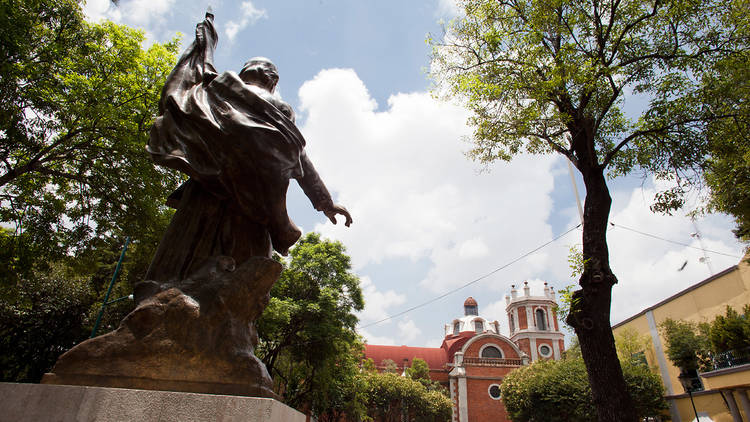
[42,256,281,399]
[0,383,306,422]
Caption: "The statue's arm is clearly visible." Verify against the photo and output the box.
[197,10,218,81]
[158,11,218,112]
[297,151,352,226]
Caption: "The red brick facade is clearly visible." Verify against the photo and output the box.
[364,290,564,422]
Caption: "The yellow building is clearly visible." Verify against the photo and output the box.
[613,253,750,422]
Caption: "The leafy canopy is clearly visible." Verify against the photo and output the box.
[659,318,710,370]
[256,232,365,418]
[700,12,750,240]
[430,0,738,205]
[501,346,666,422]
[362,370,452,422]
[0,0,180,382]
[0,0,182,273]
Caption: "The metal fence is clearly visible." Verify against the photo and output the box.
[709,346,750,371]
[462,357,523,366]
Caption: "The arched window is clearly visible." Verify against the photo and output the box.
[453,321,460,335]
[481,345,503,358]
[535,309,547,331]
[509,314,515,333]
[474,320,483,333]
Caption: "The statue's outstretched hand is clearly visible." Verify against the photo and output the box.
[324,204,353,227]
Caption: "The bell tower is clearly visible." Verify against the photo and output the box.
[505,281,565,361]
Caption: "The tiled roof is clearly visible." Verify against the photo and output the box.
[364,345,448,370]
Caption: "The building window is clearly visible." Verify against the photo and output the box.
[509,314,515,333]
[480,345,503,358]
[453,322,460,335]
[465,305,478,316]
[488,384,502,400]
[474,320,483,333]
[538,344,553,358]
[535,309,547,331]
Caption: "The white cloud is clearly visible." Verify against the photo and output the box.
[83,0,121,23]
[481,299,509,334]
[606,179,744,323]
[82,0,178,44]
[85,0,174,27]
[225,1,268,42]
[357,328,397,345]
[436,0,461,18]
[294,68,744,347]
[398,319,421,344]
[356,276,407,325]
[299,68,560,296]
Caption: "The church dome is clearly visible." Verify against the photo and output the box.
[464,297,478,307]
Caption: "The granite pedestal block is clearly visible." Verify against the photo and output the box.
[0,383,305,422]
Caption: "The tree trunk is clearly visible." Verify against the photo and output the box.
[567,122,637,422]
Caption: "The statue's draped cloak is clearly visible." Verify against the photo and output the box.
[147,15,332,261]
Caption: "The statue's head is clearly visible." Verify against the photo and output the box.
[239,57,279,92]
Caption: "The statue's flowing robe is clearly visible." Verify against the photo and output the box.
[145,14,333,282]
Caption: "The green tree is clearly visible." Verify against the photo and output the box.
[659,318,710,370]
[406,357,450,395]
[0,0,180,381]
[0,0,181,276]
[256,232,365,419]
[708,305,750,353]
[363,371,452,422]
[501,354,666,422]
[614,327,650,367]
[430,0,740,419]
[406,357,431,381]
[0,263,93,382]
[700,4,750,241]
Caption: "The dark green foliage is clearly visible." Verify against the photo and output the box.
[661,308,750,373]
[256,235,452,421]
[0,264,92,382]
[0,0,179,381]
[708,306,750,353]
[660,318,711,370]
[256,233,365,419]
[501,356,667,422]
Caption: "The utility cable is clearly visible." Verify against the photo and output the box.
[608,222,743,259]
[357,223,581,329]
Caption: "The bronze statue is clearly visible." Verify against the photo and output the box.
[144,10,351,288]
[42,11,352,399]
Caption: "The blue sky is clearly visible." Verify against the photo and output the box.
[85,0,746,348]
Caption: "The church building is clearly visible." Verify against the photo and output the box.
[364,282,565,422]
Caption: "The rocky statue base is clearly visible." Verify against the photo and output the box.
[42,256,281,399]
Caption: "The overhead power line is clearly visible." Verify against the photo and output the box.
[358,221,743,330]
[608,222,743,259]
[357,223,581,330]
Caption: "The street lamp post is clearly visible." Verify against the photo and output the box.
[678,370,701,422]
